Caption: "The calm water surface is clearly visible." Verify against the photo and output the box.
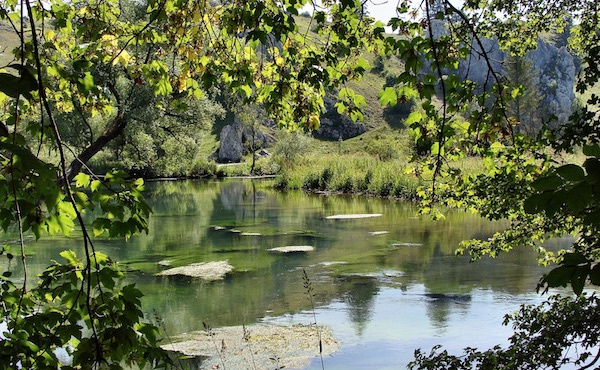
[2,179,571,368]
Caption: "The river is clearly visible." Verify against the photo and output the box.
[1,179,571,368]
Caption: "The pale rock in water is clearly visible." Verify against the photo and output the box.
[268,246,314,253]
[157,261,234,280]
[326,213,382,219]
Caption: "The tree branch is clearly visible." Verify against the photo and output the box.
[66,80,126,180]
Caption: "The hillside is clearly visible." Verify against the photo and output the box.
[0,22,20,67]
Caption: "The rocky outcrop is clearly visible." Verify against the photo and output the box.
[528,40,576,124]
[267,246,314,253]
[429,20,576,125]
[313,93,367,140]
[217,123,244,163]
[157,261,234,280]
[216,117,276,163]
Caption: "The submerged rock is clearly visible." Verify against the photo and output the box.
[162,323,339,370]
[424,293,472,302]
[319,261,348,266]
[389,242,423,248]
[157,261,234,280]
[268,246,314,253]
[326,214,382,220]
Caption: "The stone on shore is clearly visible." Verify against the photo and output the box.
[162,323,339,370]
[157,261,233,280]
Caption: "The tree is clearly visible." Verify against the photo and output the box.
[378,0,600,367]
[236,104,263,175]
[0,0,381,367]
[1,0,598,367]
[503,52,543,136]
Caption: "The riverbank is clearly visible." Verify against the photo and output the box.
[271,156,422,201]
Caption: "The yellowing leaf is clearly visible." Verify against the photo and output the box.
[44,30,56,40]
[113,50,132,67]
[100,34,118,49]
[308,115,320,130]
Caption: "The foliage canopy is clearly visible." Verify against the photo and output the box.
[0,0,599,367]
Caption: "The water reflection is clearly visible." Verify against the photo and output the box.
[0,179,570,367]
[333,275,379,336]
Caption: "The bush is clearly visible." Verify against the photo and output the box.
[252,157,280,175]
[272,131,310,169]
[187,158,218,178]
[366,138,400,161]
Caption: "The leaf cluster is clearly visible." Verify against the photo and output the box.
[0,251,170,369]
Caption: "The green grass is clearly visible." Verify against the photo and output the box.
[0,22,21,67]
[272,152,420,200]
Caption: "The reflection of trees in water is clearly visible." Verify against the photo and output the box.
[425,293,471,333]
[337,276,379,336]
[219,181,270,222]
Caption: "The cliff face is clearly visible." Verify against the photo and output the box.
[313,93,367,141]
[528,40,576,124]
[432,20,576,126]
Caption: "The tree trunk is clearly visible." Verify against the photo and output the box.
[66,113,127,180]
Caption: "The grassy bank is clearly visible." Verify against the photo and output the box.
[273,155,420,200]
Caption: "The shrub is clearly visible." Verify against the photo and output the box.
[252,157,280,175]
[188,158,218,178]
[272,131,310,169]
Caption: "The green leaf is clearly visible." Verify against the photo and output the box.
[523,192,553,214]
[154,78,172,96]
[355,57,370,72]
[583,144,600,157]
[99,267,117,289]
[405,111,423,126]
[566,182,592,214]
[353,94,367,108]
[0,65,38,100]
[590,264,600,285]
[60,250,79,266]
[378,87,397,107]
[562,252,589,266]
[240,84,252,98]
[584,158,600,184]
[91,180,102,192]
[73,173,91,188]
[571,266,590,295]
[556,164,585,182]
[79,72,95,92]
[542,265,575,289]
[531,175,563,191]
